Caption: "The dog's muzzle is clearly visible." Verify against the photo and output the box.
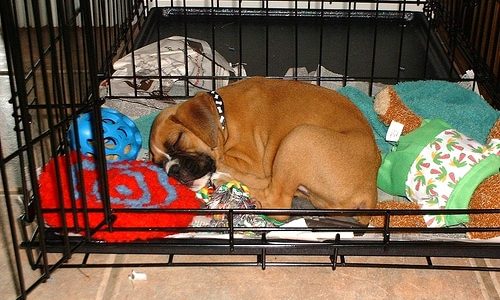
[163,153,216,190]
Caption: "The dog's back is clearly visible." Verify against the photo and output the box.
[216,77,381,224]
[220,77,373,135]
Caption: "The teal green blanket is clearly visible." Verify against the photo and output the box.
[135,111,160,151]
[338,80,499,154]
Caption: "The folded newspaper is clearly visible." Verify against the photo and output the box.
[101,36,246,98]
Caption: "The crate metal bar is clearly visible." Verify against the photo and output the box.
[343,1,352,86]
[41,0,73,257]
[395,0,406,82]
[0,146,27,298]
[27,259,500,272]
[80,0,114,230]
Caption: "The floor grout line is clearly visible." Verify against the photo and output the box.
[485,259,500,299]
[472,258,500,300]
[95,254,118,300]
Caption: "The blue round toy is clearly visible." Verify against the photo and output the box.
[68,108,142,161]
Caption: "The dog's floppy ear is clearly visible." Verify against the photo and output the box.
[174,92,219,148]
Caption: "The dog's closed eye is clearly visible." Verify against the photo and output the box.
[173,132,183,148]
[165,132,184,155]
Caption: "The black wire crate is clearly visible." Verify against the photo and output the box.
[1,1,499,299]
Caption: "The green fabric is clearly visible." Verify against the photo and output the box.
[134,111,160,151]
[377,119,451,196]
[445,155,500,226]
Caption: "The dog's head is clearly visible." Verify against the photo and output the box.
[150,93,221,190]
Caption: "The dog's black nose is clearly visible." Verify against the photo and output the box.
[167,163,181,177]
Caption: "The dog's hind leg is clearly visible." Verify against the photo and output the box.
[258,124,380,224]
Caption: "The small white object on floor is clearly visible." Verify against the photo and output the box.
[128,270,147,281]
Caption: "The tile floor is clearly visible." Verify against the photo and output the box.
[1,24,499,300]
[1,218,500,300]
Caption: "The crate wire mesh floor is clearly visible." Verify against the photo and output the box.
[1,0,500,299]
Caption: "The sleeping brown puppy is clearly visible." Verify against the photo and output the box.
[150,77,380,224]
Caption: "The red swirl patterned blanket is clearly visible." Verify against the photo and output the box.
[39,152,200,242]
